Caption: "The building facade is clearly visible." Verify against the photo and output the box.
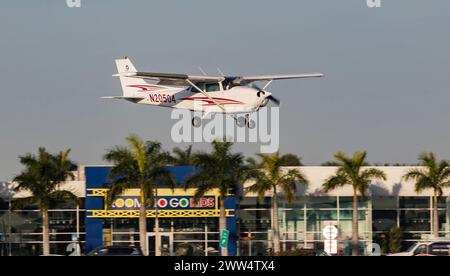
[0,166,449,256]
[239,167,450,255]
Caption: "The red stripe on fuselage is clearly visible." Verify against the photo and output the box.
[181,97,243,105]
[128,85,163,92]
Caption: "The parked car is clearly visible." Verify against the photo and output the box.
[87,245,144,256]
[388,241,450,256]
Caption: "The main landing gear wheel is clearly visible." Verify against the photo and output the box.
[192,116,202,128]
[247,119,256,129]
[236,116,247,128]
[236,115,255,129]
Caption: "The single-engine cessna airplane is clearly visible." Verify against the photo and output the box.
[103,57,323,128]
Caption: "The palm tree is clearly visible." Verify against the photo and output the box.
[403,152,450,238]
[186,140,249,256]
[322,151,386,256]
[172,145,194,166]
[13,147,78,256]
[245,152,308,255]
[103,135,174,256]
[279,154,303,166]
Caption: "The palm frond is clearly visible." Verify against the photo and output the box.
[360,168,387,182]
[172,145,194,166]
[11,196,39,210]
[13,147,77,212]
[403,153,450,195]
[49,190,79,205]
[403,169,427,182]
[323,172,349,192]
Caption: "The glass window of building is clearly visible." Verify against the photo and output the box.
[372,196,398,209]
[372,210,397,232]
[307,197,337,209]
[399,197,429,209]
[339,197,369,209]
[400,210,430,232]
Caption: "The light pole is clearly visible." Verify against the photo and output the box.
[154,187,160,256]
[8,187,12,256]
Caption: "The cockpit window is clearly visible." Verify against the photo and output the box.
[190,83,205,93]
[191,82,221,92]
[205,83,220,92]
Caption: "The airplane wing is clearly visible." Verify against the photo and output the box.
[240,73,324,83]
[114,72,224,85]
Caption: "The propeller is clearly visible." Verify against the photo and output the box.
[267,94,280,105]
[252,84,281,106]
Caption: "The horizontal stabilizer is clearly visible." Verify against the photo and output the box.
[101,96,145,103]
[101,96,145,99]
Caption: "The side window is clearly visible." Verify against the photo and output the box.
[205,83,220,92]
[430,243,450,256]
[413,244,427,255]
[191,83,205,93]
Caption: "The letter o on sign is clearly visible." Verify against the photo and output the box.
[158,198,168,208]
[125,198,134,208]
[115,199,125,208]
[179,198,189,208]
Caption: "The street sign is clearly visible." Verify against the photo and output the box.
[322,225,338,240]
[220,229,230,248]
[325,240,338,254]
[322,225,339,255]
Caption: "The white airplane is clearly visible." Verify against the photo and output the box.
[104,57,323,128]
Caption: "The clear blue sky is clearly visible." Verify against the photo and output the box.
[1,0,450,179]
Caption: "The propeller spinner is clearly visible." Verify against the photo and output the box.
[252,84,281,106]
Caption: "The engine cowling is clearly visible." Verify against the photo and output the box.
[260,98,269,108]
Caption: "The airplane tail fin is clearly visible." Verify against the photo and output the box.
[115,57,148,97]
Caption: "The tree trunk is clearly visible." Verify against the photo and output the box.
[139,192,148,256]
[433,191,439,238]
[219,195,228,256]
[42,209,50,256]
[272,190,281,255]
[352,189,359,256]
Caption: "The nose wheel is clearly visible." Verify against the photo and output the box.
[192,116,202,128]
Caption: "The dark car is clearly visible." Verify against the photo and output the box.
[87,246,144,256]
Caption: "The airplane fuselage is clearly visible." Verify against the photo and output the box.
[132,86,269,114]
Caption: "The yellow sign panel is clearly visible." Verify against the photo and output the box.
[86,188,235,218]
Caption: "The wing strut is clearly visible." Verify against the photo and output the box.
[263,80,273,90]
